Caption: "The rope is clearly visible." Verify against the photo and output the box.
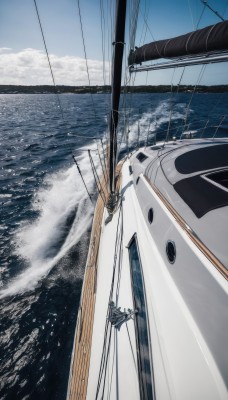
[77,0,97,121]
[196,1,207,29]
[72,155,93,204]
[182,64,206,133]
[164,67,185,144]
[33,0,64,121]
[100,0,106,86]
[212,115,227,138]
[99,137,108,185]
[188,0,196,30]
[200,0,225,21]
[88,150,106,205]
[96,139,108,186]
[126,322,137,370]
[95,204,123,398]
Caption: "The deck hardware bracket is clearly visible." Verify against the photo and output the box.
[108,301,137,330]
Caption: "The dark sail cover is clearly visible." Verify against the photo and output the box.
[129,21,228,65]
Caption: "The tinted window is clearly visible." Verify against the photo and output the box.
[128,235,153,400]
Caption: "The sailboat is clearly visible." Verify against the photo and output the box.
[67,1,228,399]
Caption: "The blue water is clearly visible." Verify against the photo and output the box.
[0,92,228,399]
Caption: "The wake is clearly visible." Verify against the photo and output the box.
[0,142,100,299]
[125,99,188,147]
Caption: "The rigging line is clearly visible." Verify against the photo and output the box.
[95,323,112,399]
[96,139,108,186]
[88,150,106,205]
[125,68,137,147]
[100,137,108,176]
[33,0,64,121]
[182,64,206,133]
[212,115,227,139]
[120,52,131,157]
[196,1,207,29]
[164,67,185,144]
[138,0,150,48]
[100,0,106,86]
[115,206,124,304]
[95,205,123,398]
[137,6,163,58]
[188,0,196,31]
[109,204,123,300]
[126,322,137,370]
[137,119,140,149]
[145,121,151,147]
[100,326,113,400]
[164,68,177,144]
[200,0,225,21]
[72,154,93,204]
[100,204,123,396]
[108,0,113,90]
[200,119,209,137]
[129,0,140,51]
[200,93,227,136]
[77,0,97,121]
[107,322,116,400]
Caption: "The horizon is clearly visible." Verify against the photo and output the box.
[1,83,228,88]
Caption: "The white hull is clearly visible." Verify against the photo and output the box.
[86,146,228,399]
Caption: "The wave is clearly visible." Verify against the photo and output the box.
[123,99,188,147]
[0,141,101,299]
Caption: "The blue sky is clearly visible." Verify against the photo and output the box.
[0,0,228,86]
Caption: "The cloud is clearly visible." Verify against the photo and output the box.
[0,48,110,86]
[0,47,13,54]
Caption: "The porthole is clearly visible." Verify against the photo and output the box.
[136,176,140,185]
[166,241,176,264]
[148,208,154,224]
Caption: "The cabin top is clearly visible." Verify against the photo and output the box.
[131,138,228,270]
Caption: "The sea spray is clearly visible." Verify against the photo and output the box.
[0,142,101,299]
[123,99,189,148]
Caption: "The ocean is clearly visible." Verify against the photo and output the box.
[1,92,228,400]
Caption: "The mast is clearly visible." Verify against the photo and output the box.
[109,0,127,195]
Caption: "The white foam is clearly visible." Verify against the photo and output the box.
[0,141,101,299]
[121,100,186,148]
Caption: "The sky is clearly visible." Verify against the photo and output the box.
[0,0,228,86]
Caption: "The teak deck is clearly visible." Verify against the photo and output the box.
[67,163,123,400]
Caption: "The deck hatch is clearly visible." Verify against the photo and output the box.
[128,234,154,400]
[136,152,148,163]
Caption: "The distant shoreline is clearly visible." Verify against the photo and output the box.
[0,84,228,94]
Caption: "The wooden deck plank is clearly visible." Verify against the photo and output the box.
[67,177,108,400]
[67,161,124,400]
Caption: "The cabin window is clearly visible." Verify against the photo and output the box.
[136,152,148,163]
[148,208,154,224]
[166,241,176,264]
[128,234,154,400]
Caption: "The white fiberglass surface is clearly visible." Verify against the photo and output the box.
[87,160,227,400]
